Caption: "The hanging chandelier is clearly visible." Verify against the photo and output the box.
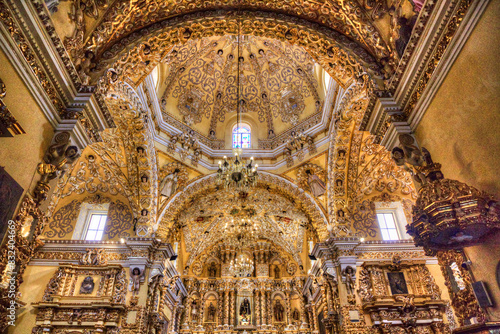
[229,253,254,277]
[216,15,258,189]
[217,153,258,189]
[224,216,261,249]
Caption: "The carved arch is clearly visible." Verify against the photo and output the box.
[157,172,329,240]
[84,1,391,64]
[93,11,382,90]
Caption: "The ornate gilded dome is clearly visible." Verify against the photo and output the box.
[155,35,325,141]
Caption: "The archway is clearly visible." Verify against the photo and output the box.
[157,172,329,240]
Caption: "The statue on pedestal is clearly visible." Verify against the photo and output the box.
[274,300,284,322]
[207,302,216,322]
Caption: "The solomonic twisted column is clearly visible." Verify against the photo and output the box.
[224,290,229,327]
[299,296,308,329]
[229,290,235,328]
[255,290,261,328]
[198,298,206,329]
[260,289,266,326]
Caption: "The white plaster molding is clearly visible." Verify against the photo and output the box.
[0,27,60,129]
[408,0,491,130]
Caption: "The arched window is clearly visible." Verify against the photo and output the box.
[232,125,251,149]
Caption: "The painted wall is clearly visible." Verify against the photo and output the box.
[0,48,54,193]
[8,265,58,334]
[464,229,500,321]
[415,0,500,197]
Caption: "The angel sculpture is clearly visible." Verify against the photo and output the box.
[129,267,145,295]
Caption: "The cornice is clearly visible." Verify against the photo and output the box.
[144,73,334,169]
[14,0,75,104]
[362,0,486,146]
[397,0,462,110]
[407,0,490,129]
[0,28,57,127]
[31,238,177,265]
[1,0,114,141]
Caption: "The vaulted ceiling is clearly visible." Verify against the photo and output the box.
[176,187,308,264]
[155,35,324,140]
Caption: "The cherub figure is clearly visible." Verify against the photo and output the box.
[129,267,145,295]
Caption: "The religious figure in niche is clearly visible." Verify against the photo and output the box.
[342,266,356,295]
[239,297,251,318]
[306,170,326,197]
[274,300,284,322]
[207,302,217,322]
[336,149,346,169]
[274,265,280,279]
[160,169,179,198]
[79,276,94,294]
[208,262,217,277]
[129,267,145,295]
[191,300,199,322]
[137,146,145,156]
[292,308,300,322]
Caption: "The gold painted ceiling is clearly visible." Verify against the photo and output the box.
[76,0,394,63]
[175,187,307,265]
[156,35,323,139]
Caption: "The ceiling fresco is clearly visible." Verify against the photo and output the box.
[157,35,323,139]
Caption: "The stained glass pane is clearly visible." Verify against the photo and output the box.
[241,134,250,148]
[232,126,251,148]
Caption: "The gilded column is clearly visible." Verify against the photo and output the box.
[229,290,234,327]
[285,293,291,326]
[182,298,191,330]
[217,297,223,329]
[299,296,308,329]
[325,282,333,314]
[311,303,317,332]
[260,288,266,326]
[176,304,184,333]
[198,297,206,328]
[255,290,261,328]
[224,290,229,326]
[266,291,271,326]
